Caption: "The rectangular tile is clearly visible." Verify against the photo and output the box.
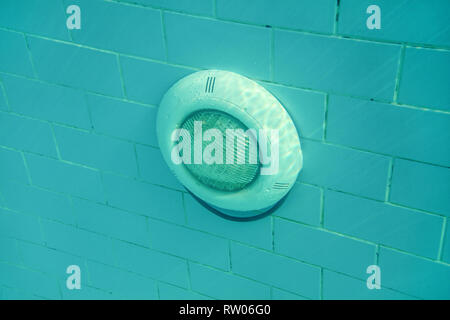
[120,56,192,105]
[165,12,271,79]
[26,154,104,202]
[65,0,164,59]
[298,140,391,200]
[130,0,213,15]
[0,147,28,184]
[189,262,271,300]
[379,247,450,299]
[0,208,42,244]
[28,36,123,96]
[0,112,57,157]
[87,94,158,146]
[72,198,149,246]
[0,0,69,40]
[323,270,414,300]
[324,190,443,259]
[0,30,34,76]
[390,159,450,216]
[54,125,138,176]
[274,218,376,278]
[113,240,189,288]
[42,219,115,265]
[261,82,326,139]
[0,181,75,225]
[327,95,450,166]
[338,0,450,47]
[274,30,401,100]
[217,0,335,33]
[102,173,184,224]
[398,47,450,111]
[149,219,229,270]
[274,182,322,226]
[86,261,158,299]
[185,194,273,250]
[231,243,320,298]
[1,74,91,129]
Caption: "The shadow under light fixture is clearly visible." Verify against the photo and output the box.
[157,70,302,221]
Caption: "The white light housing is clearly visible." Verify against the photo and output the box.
[157,70,302,219]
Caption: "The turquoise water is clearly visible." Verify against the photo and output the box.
[0,0,449,300]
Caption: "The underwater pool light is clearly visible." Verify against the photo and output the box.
[157,70,302,221]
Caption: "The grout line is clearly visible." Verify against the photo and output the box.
[393,45,406,102]
[20,152,33,185]
[49,123,62,160]
[116,54,128,98]
[375,244,380,265]
[437,217,447,261]
[23,34,38,79]
[320,268,324,300]
[384,157,395,202]
[0,80,12,111]
[271,216,275,251]
[269,27,275,81]
[212,0,217,18]
[323,94,329,141]
[160,10,169,61]
[333,0,341,34]
[133,143,141,177]
[319,188,325,227]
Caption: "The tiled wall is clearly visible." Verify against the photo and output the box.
[0,0,449,300]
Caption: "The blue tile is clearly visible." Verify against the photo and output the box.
[231,242,320,298]
[113,240,189,288]
[261,82,326,139]
[323,270,415,300]
[274,218,376,279]
[379,247,450,299]
[324,190,443,259]
[65,0,164,59]
[274,30,401,100]
[42,219,115,265]
[26,154,104,202]
[54,125,138,176]
[0,30,34,76]
[327,95,450,167]
[18,241,85,280]
[398,48,450,111]
[0,147,28,184]
[338,0,450,47]
[185,194,273,249]
[1,74,91,129]
[102,173,184,223]
[274,183,322,226]
[0,0,69,40]
[0,237,20,264]
[217,0,335,33]
[0,208,42,244]
[136,145,183,190]
[0,181,75,225]
[189,262,271,299]
[149,219,229,270]
[390,159,450,216]
[87,94,158,146]
[120,56,193,105]
[165,12,271,80]
[86,261,158,299]
[27,37,123,96]
[159,283,211,300]
[0,262,60,299]
[272,288,307,300]
[442,223,450,264]
[131,0,213,15]
[298,140,390,200]
[0,112,57,157]
[72,198,149,246]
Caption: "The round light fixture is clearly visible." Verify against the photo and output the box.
[157,70,302,220]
